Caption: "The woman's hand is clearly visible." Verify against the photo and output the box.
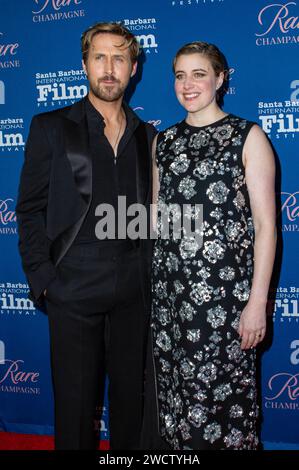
[238,301,267,350]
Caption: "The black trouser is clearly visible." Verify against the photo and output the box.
[45,240,147,450]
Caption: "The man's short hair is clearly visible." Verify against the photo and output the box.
[81,22,139,64]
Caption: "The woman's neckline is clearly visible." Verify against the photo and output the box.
[183,113,232,130]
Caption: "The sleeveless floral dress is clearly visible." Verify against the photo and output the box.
[151,114,259,450]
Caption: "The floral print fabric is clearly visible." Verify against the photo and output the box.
[151,115,259,450]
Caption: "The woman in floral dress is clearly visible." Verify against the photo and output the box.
[147,42,276,450]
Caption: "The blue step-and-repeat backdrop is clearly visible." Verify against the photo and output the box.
[0,0,298,449]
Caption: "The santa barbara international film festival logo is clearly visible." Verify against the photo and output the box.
[255,2,299,46]
[0,340,40,396]
[270,285,299,323]
[32,0,85,23]
[257,80,299,139]
[119,17,159,54]
[0,32,20,70]
[264,340,299,411]
[0,117,25,153]
[36,68,87,108]
[0,280,36,318]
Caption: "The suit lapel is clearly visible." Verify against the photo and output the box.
[63,98,92,204]
[63,117,91,204]
[51,99,92,265]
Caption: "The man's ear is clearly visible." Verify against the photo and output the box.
[131,61,138,78]
[82,59,87,76]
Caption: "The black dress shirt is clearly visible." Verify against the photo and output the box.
[74,97,140,242]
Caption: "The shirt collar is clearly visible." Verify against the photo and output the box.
[84,95,140,133]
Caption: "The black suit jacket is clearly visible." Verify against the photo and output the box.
[16,98,156,309]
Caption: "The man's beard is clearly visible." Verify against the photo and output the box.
[89,75,127,102]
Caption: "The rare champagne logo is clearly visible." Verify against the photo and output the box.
[255,2,299,46]
[32,0,85,23]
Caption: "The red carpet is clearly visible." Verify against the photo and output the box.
[0,432,109,450]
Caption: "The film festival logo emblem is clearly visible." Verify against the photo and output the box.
[0,32,20,69]
[36,69,88,108]
[0,341,40,396]
[0,118,25,153]
[272,286,299,323]
[32,0,85,23]
[255,1,299,46]
[0,282,36,317]
[121,18,158,54]
[257,80,299,139]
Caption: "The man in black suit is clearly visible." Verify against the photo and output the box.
[16,22,156,450]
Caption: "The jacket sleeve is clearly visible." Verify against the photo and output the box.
[146,122,158,146]
[16,115,56,302]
